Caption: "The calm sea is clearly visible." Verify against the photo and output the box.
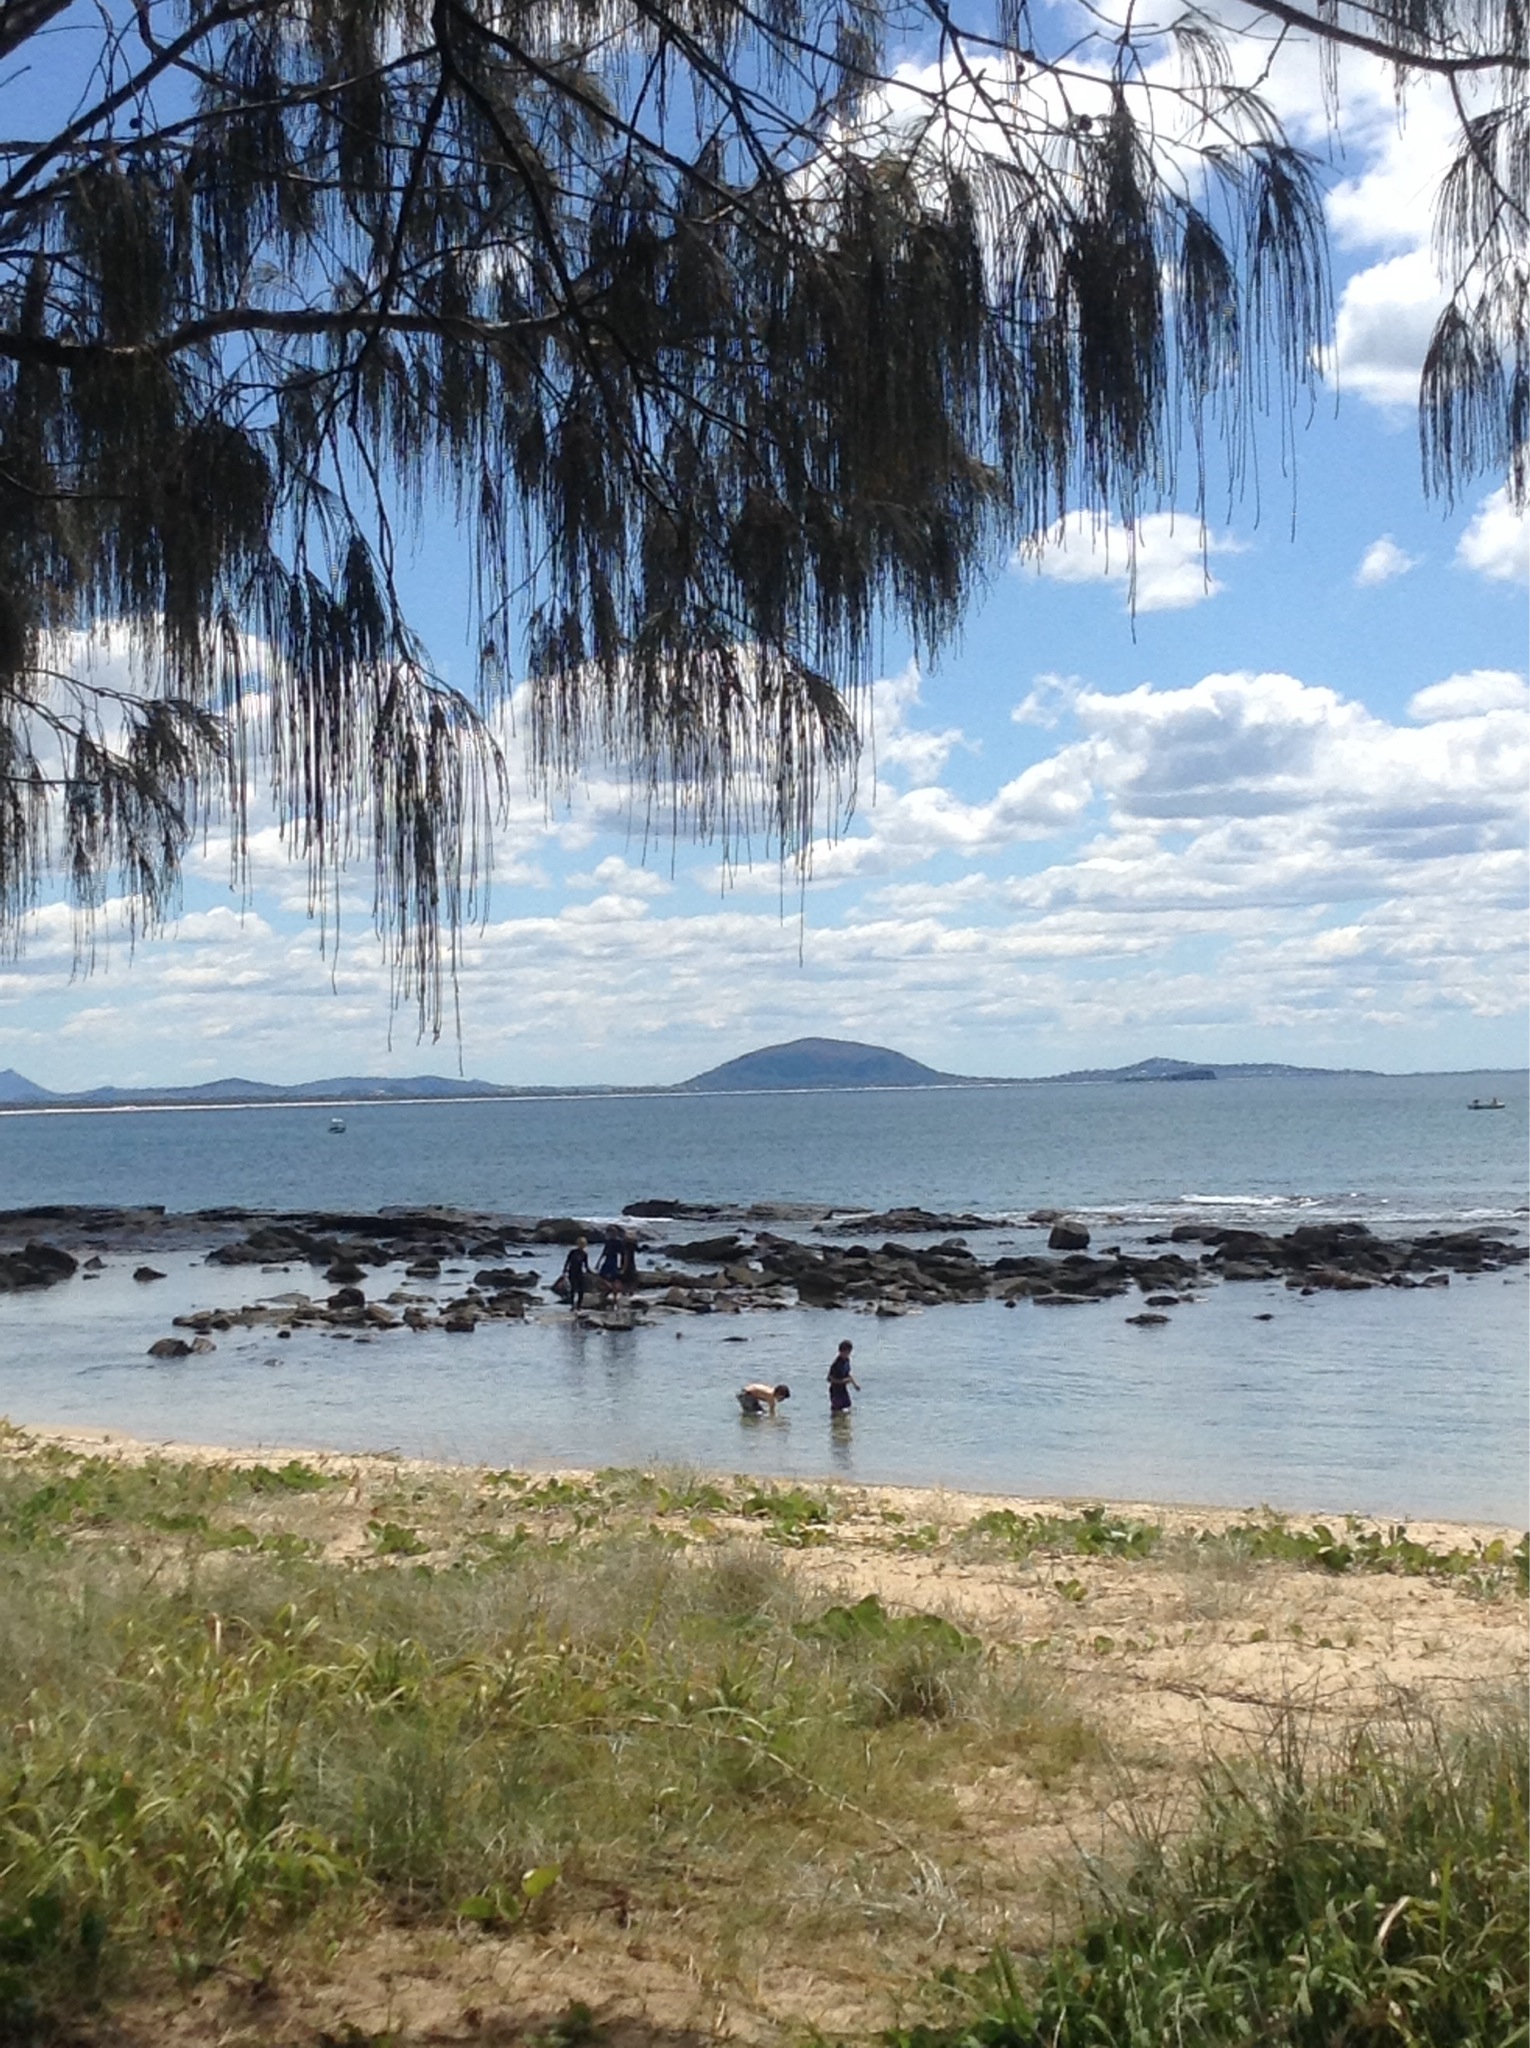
[0,1072,1525,1522]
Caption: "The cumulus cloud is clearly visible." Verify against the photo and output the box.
[566,855,670,897]
[1330,251,1446,409]
[867,662,969,784]
[1409,671,1528,722]
[1355,536,1421,586]
[1021,513,1241,612]
[6,660,1526,1085]
[1456,487,1530,584]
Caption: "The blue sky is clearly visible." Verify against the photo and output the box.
[3,8,1526,1090]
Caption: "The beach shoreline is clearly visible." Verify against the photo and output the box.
[17,1418,1527,1552]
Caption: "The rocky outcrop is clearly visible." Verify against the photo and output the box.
[4,1203,1521,1334]
[816,1207,1005,1235]
[1162,1219,1528,1288]
[1047,1218,1091,1251]
[0,1241,78,1291]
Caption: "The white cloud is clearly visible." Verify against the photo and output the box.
[1021,513,1242,612]
[566,855,670,897]
[1355,536,1421,586]
[868,662,969,784]
[1330,250,1446,410]
[1409,671,1528,722]
[1456,487,1530,584]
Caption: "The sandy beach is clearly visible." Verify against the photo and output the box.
[4,1419,1523,2047]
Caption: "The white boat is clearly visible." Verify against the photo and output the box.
[328,1116,347,1133]
[1467,1097,1505,1110]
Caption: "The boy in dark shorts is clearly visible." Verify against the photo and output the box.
[738,1382,791,1416]
[827,1340,859,1414]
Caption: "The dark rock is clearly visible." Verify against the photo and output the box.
[0,1241,80,1291]
[132,1265,167,1282]
[1048,1219,1091,1251]
[664,1234,751,1263]
[190,1335,217,1354]
[622,1198,723,1219]
[147,1336,190,1358]
[1125,1312,1170,1326]
[328,1285,366,1309]
[530,1218,597,1244]
[795,1268,847,1307]
[474,1266,539,1289]
[405,1258,440,1277]
[325,1259,367,1283]
[823,1207,1003,1235]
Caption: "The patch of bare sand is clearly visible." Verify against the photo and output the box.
[11,1427,1525,2048]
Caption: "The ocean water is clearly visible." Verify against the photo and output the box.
[0,1072,1525,1522]
[3,1069,1527,1223]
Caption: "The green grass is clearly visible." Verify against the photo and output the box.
[1200,1514,1530,1594]
[0,1436,1521,2045]
[959,1501,1527,1597]
[0,1448,1081,2038]
[961,1505,1162,1562]
[891,1705,1528,2048]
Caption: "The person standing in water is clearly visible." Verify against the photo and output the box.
[827,1340,859,1415]
[596,1228,625,1294]
[561,1237,591,1310]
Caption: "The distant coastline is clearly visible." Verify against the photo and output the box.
[0,1041,1523,1118]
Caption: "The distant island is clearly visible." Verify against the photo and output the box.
[4,1037,1504,1111]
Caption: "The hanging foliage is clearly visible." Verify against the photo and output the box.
[0,0,1521,1032]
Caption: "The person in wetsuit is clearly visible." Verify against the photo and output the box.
[827,1340,859,1414]
[561,1237,591,1310]
[596,1229,625,1292]
[617,1230,639,1291]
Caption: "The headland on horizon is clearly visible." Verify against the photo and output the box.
[4,1035,1515,1112]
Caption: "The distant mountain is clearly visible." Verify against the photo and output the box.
[0,1072,524,1109]
[677,1037,956,1091]
[66,1074,516,1105]
[0,1045,1492,1108]
[1055,1057,1219,1083]
[0,1068,56,1103]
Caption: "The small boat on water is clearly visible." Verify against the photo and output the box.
[327,1116,347,1133]
[1467,1097,1505,1111]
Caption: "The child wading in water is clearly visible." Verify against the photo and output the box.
[738,1382,790,1416]
[827,1340,859,1414]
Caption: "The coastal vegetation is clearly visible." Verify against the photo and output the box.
[0,1429,1523,2043]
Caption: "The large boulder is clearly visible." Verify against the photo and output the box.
[530,1218,597,1244]
[1047,1218,1091,1251]
[0,1241,79,1291]
[663,1234,751,1263]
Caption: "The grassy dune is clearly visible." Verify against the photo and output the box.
[0,1428,1523,2046]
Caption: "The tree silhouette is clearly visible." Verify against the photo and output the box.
[0,0,1521,1030]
